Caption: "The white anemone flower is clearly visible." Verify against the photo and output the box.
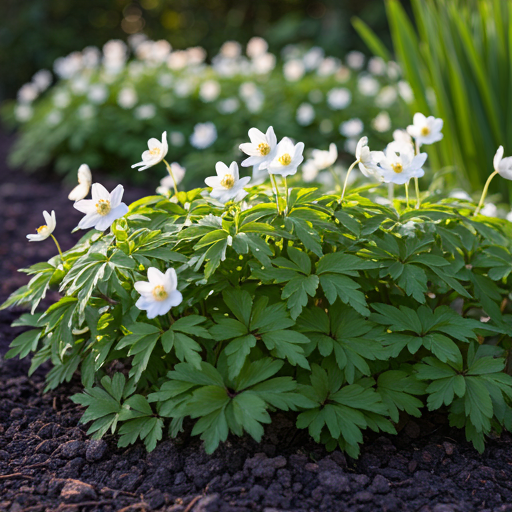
[135,267,183,319]
[74,183,129,231]
[27,211,56,242]
[205,161,251,204]
[355,137,382,178]
[308,143,338,172]
[131,132,168,171]
[406,113,443,146]
[387,129,414,155]
[68,164,92,201]
[267,137,305,177]
[239,126,277,170]
[376,147,428,185]
[493,146,512,180]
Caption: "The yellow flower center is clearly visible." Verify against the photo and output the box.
[421,126,430,136]
[36,225,48,233]
[278,153,292,166]
[96,199,111,216]
[258,142,271,156]
[149,147,161,156]
[220,174,235,189]
[152,285,168,301]
[391,163,403,174]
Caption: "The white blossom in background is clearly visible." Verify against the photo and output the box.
[74,183,129,231]
[205,161,251,203]
[387,129,414,154]
[296,103,315,126]
[137,40,171,65]
[70,76,89,95]
[340,118,364,138]
[344,138,358,154]
[481,203,498,218]
[128,33,147,51]
[506,210,512,222]
[283,59,305,82]
[398,81,414,103]
[134,104,156,120]
[17,83,39,104]
[407,113,444,146]
[335,66,351,83]
[303,47,324,70]
[167,50,188,70]
[157,163,186,194]
[375,147,428,185]
[493,146,512,180]
[78,104,96,120]
[32,70,52,92]
[102,40,127,74]
[170,131,185,147]
[327,88,351,110]
[199,80,221,102]
[246,37,268,58]
[239,126,277,170]
[346,51,365,70]
[88,84,108,104]
[355,137,382,178]
[218,98,240,114]
[376,86,398,108]
[268,137,305,177]
[368,57,386,76]
[220,41,242,59]
[358,75,380,96]
[53,90,71,108]
[186,47,207,65]
[82,46,101,68]
[174,79,194,98]
[46,111,63,126]
[117,88,138,109]
[387,61,401,80]
[27,211,56,242]
[252,53,276,74]
[132,132,168,171]
[190,122,217,149]
[69,164,92,201]
[14,105,33,122]
[372,112,391,133]
[304,143,338,179]
[54,52,83,79]
[135,268,183,319]
[450,190,472,201]
[317,57,339,77]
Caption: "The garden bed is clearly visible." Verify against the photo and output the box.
[1,131,512,512]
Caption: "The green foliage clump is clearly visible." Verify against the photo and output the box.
[356,0,512,198]
[3,184,512,457]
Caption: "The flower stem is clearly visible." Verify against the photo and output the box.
[339,159,359,204]
[388,183,394,202]
[51,234,64,260]
[270,173,281,215]
[284,176,289,216]
[413,139,422,209]
[474,170,499,216]
[163,159,179,196]
[405,182,410,209]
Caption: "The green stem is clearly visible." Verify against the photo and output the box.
[162,158,179,196]
[270,173,281,215]
[405,182,410,209]
[50,234,64,260]
[414,139,421,209]
[388,183,394,202]
[284,176,289,216]
[474,170,499,216]
[339,159,359,204]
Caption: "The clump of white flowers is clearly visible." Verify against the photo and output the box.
[204,162,250,204]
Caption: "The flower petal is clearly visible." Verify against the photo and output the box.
[109,184,124,209]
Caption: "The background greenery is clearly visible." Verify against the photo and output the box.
[0,0,403,100]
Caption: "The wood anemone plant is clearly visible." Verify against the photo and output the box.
[354,0,512,198]
[3,176,512,456]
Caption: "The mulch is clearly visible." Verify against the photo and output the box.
[1,128,512,512]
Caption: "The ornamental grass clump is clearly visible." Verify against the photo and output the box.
[3,121,512,457]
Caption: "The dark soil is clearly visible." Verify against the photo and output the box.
[1,130,512,512]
